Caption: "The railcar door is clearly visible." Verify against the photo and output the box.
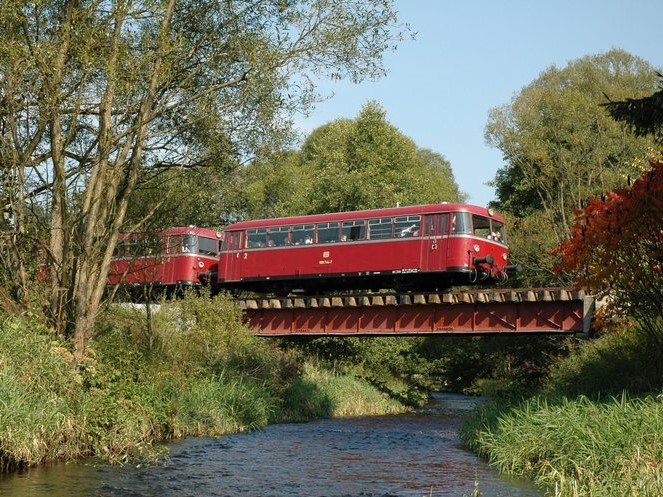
[162,233,197,285]
[221,230,244,282]
[163,234,182,284]
[421,213,450,271]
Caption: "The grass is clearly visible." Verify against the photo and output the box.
[462,329,663,497]
[465,394,663,496]
[281,361,407,421]
[0,317,85,470]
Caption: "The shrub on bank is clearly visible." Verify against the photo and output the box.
[281,361,407,422]
[542,330,663,398]
[0,316,83,471]
[282,336,432,407]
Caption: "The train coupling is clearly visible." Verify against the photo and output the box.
[197,270,218,285]
[472,254,494,266]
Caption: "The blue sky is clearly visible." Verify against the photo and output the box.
[296,0,663,207]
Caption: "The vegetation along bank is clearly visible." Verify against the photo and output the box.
[0,293,416,473]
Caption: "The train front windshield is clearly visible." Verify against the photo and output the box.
[452,212,507,243]
[198,236,219,255]
[176,234,220,255]
[490,220,506,243]
[451,212,471,234]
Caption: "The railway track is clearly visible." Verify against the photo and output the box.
[235,287,589,310]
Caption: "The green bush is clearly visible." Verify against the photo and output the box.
[543,331,663,398]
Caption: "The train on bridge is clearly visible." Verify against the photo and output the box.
[108,203,520,297]
[107,204,593,336]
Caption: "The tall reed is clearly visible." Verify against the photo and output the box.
[465,394,663,496]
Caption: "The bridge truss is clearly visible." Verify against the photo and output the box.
[238,287,594,337]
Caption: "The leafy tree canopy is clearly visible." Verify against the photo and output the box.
[485,49,660,286]
[603,72,663,143]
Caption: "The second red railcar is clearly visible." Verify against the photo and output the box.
[107,226,222,297]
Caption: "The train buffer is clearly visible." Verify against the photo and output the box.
[238,287,594,337]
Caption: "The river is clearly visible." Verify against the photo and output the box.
[1,393,542,497]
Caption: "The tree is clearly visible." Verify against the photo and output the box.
[485,49,659,286]
[304,102,465,212]
[0,0,408,357]
[603,72,663,143]
[231,150,313,219]
[554,161,663,343]
[300,102,465,214]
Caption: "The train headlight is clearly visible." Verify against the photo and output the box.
[473,244,480,252]
[503,253,508,261]
[198,261,205,268]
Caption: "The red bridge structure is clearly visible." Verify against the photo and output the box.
[238,287,594,337]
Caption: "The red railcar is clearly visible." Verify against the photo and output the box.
[107,226,222,296]
[216,203,516,294]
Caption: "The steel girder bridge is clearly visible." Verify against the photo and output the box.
[237,287,594,337]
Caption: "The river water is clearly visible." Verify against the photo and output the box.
[1,394,541,497]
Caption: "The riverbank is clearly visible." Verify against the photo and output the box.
[0,294,407,473]
[2,393,542,497]
[462,330,663,497]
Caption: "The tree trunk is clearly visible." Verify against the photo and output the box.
[70,0,176,358]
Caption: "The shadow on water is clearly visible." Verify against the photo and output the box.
[0,393,542,497]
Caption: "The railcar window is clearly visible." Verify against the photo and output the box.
[266,226,290,247]
[317,222,340,243]
[472,215,491,239]
[451,212,471,234]
[114,240,127,257]
[247,228,267,248]
[127,238,139,255]
[423,214,449,236]
[198,236,219,255]
[395,216,421,237]
[146,234,163,255]
[182,234,197,253]
[490,220,507,243]
[114,237,140,256]
[292,224,315,245]
[342,220,366,241]
[166,235,181,254]
[368,217,392,239]
[222,231,241,251]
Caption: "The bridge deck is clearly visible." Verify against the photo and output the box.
[238,288,594,337]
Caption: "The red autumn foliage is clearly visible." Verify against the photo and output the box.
[554,162,663,337]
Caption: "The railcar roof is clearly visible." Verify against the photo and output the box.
[120,226,222,237]
[224,203,504,230]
